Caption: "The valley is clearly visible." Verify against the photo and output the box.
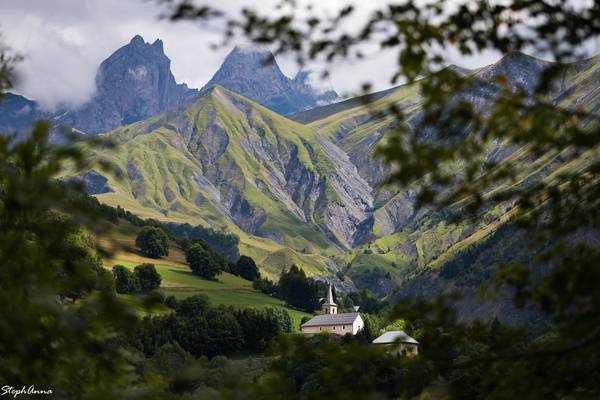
[3,2,600,398]
[3,35,600,324]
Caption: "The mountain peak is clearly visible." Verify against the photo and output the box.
[57,36,196,134]
[225,46,276,67]
[130,34,145,46]
[152,38,164,51]
[202,46,337,115]
[473,50,551,94]
[231,45,271,54]
[126,35,167,56]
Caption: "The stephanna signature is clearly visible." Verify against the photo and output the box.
[1,386,53,398]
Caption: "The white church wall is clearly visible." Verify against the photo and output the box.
[352,315,364,335]
[301,324,354,335]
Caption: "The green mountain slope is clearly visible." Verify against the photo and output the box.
[84,85,375,277]
[79,52,600,308]
[299,52,600,298]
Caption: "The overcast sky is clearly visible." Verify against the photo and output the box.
[1,0,597,111]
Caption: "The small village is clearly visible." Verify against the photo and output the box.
[301,284,419,356]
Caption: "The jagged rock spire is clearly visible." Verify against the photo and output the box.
[202,46,338,115]
[55,35,197,135]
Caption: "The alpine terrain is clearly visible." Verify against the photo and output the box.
[3,36,600,323]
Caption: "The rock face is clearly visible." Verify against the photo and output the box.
[305,51,559,244]
[202,46,337,115]
[0,93,51,139]
[80,171,113,195]
[57,35,196,134]
[0,35,198,137]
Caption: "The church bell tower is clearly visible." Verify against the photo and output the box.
[321,284,337,315]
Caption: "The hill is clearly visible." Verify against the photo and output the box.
[304,51,600,312]
[98,220,310,329]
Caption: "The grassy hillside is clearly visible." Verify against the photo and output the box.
[84,84,370,278]
[99,222,310,329]
[80,52,600,303]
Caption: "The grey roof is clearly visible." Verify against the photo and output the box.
[301,312,360,327]
[372,330,419,345]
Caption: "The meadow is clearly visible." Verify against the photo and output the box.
[100,225,310,329]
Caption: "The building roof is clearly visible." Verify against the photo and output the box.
[301,312,360,327]
[372,330,419,345]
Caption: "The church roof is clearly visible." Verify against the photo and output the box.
[301,312,360,327]
[372,330,419,345]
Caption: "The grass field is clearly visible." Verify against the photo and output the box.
[100,223,310,329]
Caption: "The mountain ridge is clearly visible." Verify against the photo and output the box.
[5,36,600,324]
[78,50,600,286]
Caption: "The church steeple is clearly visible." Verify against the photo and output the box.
[321,284,337,315]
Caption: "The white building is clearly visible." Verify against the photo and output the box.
[300,284,364,335]
[372,330,419,356]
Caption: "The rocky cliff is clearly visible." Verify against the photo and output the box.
[0,35,197,137]
[0,93,50,139]
[202,46,337,115]
[57,35,196,134]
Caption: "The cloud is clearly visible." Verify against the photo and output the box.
[4,0,595,109]
[0,0,231,109]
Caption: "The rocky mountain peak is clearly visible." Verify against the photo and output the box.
[474,51,550,93]
[203,46,338,115]
[151,38,164,51]
[130,34,145,46]
[58,35,197,134]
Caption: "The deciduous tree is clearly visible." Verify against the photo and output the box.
[135,226,169,259]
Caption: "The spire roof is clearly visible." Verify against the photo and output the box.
[324,283,336,305]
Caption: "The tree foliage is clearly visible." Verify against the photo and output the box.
[0,120,141,397]
[112,264,139,294]
[337,289,388,314]
[253,276,278,297]
[135,225,169,259]
[185,241,225,279]
[134,263,162,293]
[112,263,161,294]
[278,265,321,312]
[231,255,260,281]
[164,222,240,262]
[134,295,290,357]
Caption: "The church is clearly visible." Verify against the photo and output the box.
[300,284,364,335]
